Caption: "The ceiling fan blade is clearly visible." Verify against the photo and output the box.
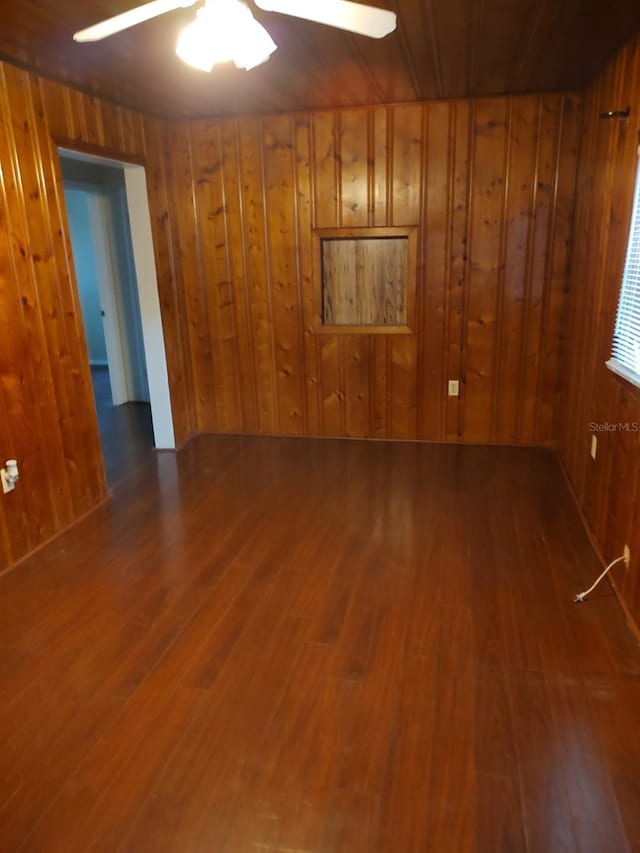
[253,0,396,39]
[73,0,198,42]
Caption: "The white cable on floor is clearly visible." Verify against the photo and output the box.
[574,555,627,603]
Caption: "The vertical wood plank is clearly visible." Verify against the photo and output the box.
[520,95,560,445]
[389,104,423,439]
[494,96,539,444]
[220,120,258,433]
[421,100,450,440]
[262,114,305,435]
[191,120,241,432]
[164,121,208,434]
[372,107,390,437]
[338,110,374,434]
[539,95,581,446]
[293,113,321,436]
[464,99,508,442]
[312,110,344,436]
[237,117,278,434]
[445,100,472,441]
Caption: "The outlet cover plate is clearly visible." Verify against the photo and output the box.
[1,470,15,494]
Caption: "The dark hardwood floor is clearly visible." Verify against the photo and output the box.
[1,435,639,851]
[91,365,154,488]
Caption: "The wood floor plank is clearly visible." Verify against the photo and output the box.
[584,677,640,850]
[21,687,207,853]
[474,669,519,778]
[379,651,439,851]
[475,772,528,853]
[425,665,477,851]
[0,436,637,852]
[216,641,337,850]
[117,571,311,851]
[0,689,125,847]
[509,669,578,852]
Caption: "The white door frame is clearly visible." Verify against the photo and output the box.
[60,147,176,450]
[123,166,175,450]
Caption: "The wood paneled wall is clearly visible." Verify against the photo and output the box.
[167,96,581,444]
[559,34,640,630]
[0,57,582,575]
[0,61,192,571]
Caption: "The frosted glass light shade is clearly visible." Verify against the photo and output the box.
[176,0,277,72]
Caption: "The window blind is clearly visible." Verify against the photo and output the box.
[608,147,640,389]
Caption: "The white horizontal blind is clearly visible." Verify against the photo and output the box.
[608,147,640,388]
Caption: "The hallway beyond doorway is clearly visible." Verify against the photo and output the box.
[91,366,154,487]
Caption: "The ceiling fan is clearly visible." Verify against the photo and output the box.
[73,0,397,72]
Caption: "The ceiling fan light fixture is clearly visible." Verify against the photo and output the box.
[176,0,277,72]
[232,15,278,70]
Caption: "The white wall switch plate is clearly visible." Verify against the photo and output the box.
[448,379,460,397]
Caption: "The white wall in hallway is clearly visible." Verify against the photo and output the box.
[64,188,108,367]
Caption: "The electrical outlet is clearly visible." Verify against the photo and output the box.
[623,544,631,568]
[448,379,460,398]
[1,469,15,494]
[1,459,19,494]
[591,434,597,460]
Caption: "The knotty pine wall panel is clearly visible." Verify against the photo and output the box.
[178,95,581,445]
[559,34,640,629]
[0,61,193,572]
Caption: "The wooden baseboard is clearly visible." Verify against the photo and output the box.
[557,452,640,643]
[0,494,109,580]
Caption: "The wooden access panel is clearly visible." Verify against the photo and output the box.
[322,237,407,326]
[314,226,417,333]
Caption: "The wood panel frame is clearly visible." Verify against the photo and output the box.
[311,226,418,335]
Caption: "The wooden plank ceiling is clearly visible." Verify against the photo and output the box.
[0,0,639,118]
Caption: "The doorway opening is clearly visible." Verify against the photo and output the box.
[59,149,175,487]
